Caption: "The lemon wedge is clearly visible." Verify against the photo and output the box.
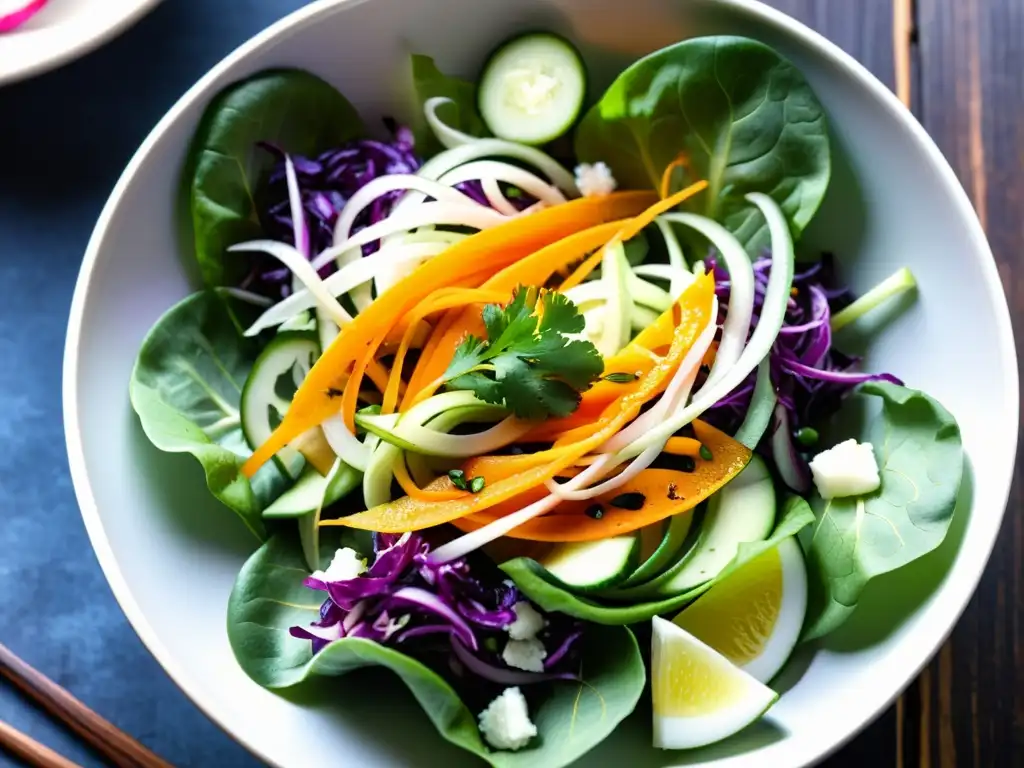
[651,616,777,749]
[673,536,807,683]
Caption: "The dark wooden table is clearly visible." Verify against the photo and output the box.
[764,2,1023,766]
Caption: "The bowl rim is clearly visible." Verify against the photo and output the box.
[62,0,1019,766]
[0,0,164,86]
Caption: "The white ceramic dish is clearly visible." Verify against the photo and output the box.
[0,0,162,85]
[63,0,1018,766]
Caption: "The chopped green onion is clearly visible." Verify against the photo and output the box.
[699,445,713,461]
[447,469,468,490]
[830,267,917,332]
[469,476,486,494]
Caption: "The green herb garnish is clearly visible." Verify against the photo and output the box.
[469,476,486,494]
[447,469,468,490]
[442,286,604,420]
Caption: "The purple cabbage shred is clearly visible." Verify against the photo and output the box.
[703,253,902,490]
[291,533,583,685]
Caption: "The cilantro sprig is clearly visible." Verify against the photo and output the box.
[441,286,604,420]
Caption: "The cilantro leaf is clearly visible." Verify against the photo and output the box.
[441,286,605,420]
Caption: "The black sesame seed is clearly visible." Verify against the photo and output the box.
[609,492,646,511]
[678,456,696,473]
[585,504,605,520]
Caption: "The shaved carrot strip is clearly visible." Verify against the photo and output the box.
[664,437,702,456]
[381,287,510,415]
[330,272,715,533]
[659,153,691,200]
[452,423,748,542]
[402,219,633,408]
[392,455,467,502]
[242,191,655,477]
[560,180,708,291]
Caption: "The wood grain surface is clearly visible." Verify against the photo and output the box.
[764,1,1023,766]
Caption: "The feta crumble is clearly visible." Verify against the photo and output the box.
[502,637,547,673]
[478,687,538,751]
[808,438,881,499]
[310,547,366,583]
[574,161,617,197]
[506,601,546,641]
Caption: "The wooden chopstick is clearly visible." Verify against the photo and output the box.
[0,720,81,768]
[893,0,914,108]
[0,643,173,768]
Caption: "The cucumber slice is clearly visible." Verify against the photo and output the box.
[611,456,776,600]
[478,32,586,145]
[241,331,319,479]
[617,513,695,588]
[535,535,641,592]
[262,460,361,519]
[360,396,509,506]
[356,391,512,456]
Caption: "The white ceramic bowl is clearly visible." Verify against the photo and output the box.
[64,1,1018,766]
[0,0,162,85]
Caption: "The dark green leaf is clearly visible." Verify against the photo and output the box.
[501,496,814,624]
[575,36,830,254]
[185,69,364,287]
[802,382,963,641]
[228,531,646,767]
[410,54,489,158]
[130,291,293,538]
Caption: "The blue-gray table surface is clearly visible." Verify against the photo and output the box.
[1,1,1020,766]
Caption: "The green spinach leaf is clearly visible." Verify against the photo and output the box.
[575,36,830,253]
[228,531,645,767]
[502,496,814,625]
[185,69,364,287]
[130,291,291,539]
[802,382,963,640]
[411,54,488,157]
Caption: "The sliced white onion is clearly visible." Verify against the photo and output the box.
[436,161,569,207]
[331,175,475,248]
[615,193,795,462]
[390,417,532,458]
[244,241,449,336]
[632,263,696,299]
[228,240,352,327]
[660,213,754,387]
[424,97,480,149]
[479,176,518,216]
[311,202,506,273]
[372,230,469,299]
[321,414,370,472]
[654,218,689,299]
[395,140,578,217]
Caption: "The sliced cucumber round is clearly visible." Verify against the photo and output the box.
[535,535,640,592]
[478,32,587,145]
[241,331,319,479]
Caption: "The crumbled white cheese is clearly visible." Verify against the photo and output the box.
[502,637,548,673]
[310,547,367,583]
[478,687,538,751]
[808,438,881,499]
[506,601,546,641]
[574,162,617,198]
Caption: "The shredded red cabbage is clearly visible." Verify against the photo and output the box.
[259,120,420,279]
[704,253,902,490]
[291,532,583,686]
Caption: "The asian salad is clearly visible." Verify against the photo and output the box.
[131,32,964,765]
